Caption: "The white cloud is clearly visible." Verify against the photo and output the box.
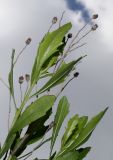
[77,0,113,50]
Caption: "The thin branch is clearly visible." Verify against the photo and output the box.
[24,82,29,97]
[53,56,62,73]
[54,55,65,71]
[69,43,87,52]
[20,84,23,103]
[12,96,17,110]
[56,77,75,98]
[18,137,51,160]
[71,30,92,47]
[59,11,65,28]
[13,45,27,66]
[0,77,9,89]
[47,23,53,33]
[70,23,88,45]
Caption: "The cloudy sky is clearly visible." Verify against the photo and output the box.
[0,0,113,159]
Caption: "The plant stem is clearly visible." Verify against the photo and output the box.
[13,45,27,66]
[59,11,65,28]
[0,77,9,89]
[20,84,23,103]
[69,43,87,52]
[56,77,75,98]
[18,137,51,160]
[8,95,11,131]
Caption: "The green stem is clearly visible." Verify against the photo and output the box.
[11,85,33,127]
[6,85,34,160]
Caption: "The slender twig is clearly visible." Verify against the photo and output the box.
[18,137,51,160]
[20,84,23,103]
[70,30,92,47]
[48,23,53,33]
[57,30,91,67]
[70,23,88,46]
[69,43,87,52]
[56,77,75,98]
[12,96,17,110]
[24,82,29,97]
[0,77,9,89]
[59,11,65,28]
[13,45,27,66]
[53,56,62,73]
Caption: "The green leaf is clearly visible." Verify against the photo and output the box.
[31,56,83,98]
[59,107,108,156]
[8,49,15,96]
[61,115,79,148]
[78,147,91,160]
[27,109,52,145]
[61,116,88,150]
[67,116,88,146]
[11,95,56,133]
[41,36,66,72]
[10,156,17,160]
[50,96,69,155]
[0,134,16,158]
[39,72,53,79]
[31,23,72,85]
[10,109,52,157]
[55,151,79,160]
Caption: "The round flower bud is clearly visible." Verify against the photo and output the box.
[67,33,72,38]
[92,14,98,19]
[19,76,24,84]
[25,38,32,45]
[52,17,58,24]
[25,74,30,82]
[91,24,98,31]
[74,72,79,77]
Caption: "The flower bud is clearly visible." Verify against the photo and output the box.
[92,14,98,19]
[25,74,30,82]
[91,24,98,31]
[74,72,79,77]
[25,38,32,45]
[19,76,24,84]
[52,17,58,24]
[67,33,72,38]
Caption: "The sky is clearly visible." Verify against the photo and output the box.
[0,0,113,159]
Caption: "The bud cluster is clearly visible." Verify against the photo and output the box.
[67,33,72,39]
[52,17,58,24]
[25,38,32,45]
[92,14,98,19]
[91,14,98,31]
[74,72,79,78]
[18,74,30,84]
[19,76,24,84]
[91,24,98,31]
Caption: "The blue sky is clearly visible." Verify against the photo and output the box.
[65,0,90,22]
